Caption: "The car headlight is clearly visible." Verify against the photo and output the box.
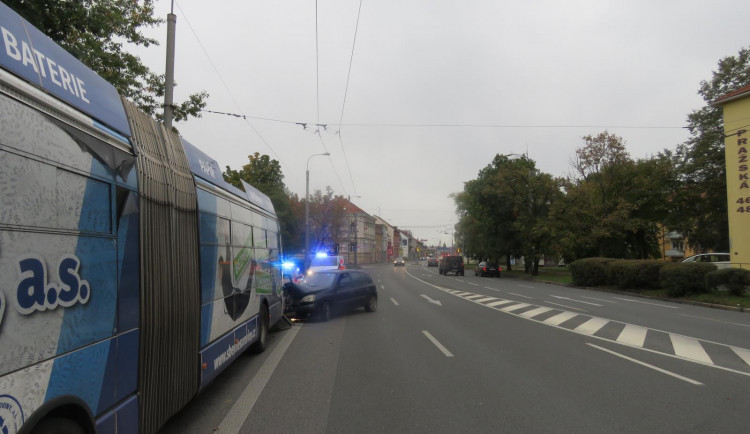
[301,294,316,303]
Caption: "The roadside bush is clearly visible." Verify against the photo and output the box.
[608,260,664,291]
[569,258,616,287]
[659,262,717,297]
[706,268,750,296]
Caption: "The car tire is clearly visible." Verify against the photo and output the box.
[365,294,378,312]
[248,303,269,354]
[319,302,331,322]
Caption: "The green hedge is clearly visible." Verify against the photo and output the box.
[706,268,750,296]
[607,260,664,291]
[569,258,616,287]
[659,262,717,297]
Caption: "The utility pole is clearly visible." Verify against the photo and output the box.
[163,1,176,128]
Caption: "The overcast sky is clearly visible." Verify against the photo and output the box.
[136,0,748,246]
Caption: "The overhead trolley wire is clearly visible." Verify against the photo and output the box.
[335,0,365,196]
[173,2,296,181]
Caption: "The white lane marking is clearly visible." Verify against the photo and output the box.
[544,311,578,326]
[454,291,472,296]
[486,300,516,308]
[581,295,617,304]
[575,317,610,335]
[544,301,587,312]
[467,282,479,286]
[502,302,531,312]
[484,287,503,292]
[390,297,399,306]
[732,347,750,366]
[508,292,534,300]
[613,297,679,309]
[403,266,750,376]
[463,294,485,300]
[678,314,750,328]
[549,295,602,306]
[519,306,553,318]
[587,344,703,386]
[617,324,648,347]
[475,297,498,303]
[420,294,443,306]
[670,334,713,364]
[217,325,302,433]
[518,284,535,289]
[423,330,454,357]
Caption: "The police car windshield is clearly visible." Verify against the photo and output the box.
[310,256,338,267]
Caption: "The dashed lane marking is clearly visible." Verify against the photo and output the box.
[508,292,534,299]
[612,297,678,309]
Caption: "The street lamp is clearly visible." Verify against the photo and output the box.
[348,195,361,266]
[306,152,330,262]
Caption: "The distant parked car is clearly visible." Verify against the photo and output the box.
[284,270,378,321]
[427,257,438,267]
[394,257,405,266]
[681,253,731,269]
[474,261,501,277]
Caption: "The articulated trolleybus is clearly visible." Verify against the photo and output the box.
[0,4,284,433]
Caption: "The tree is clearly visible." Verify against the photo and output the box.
[553,131,670,260]
[6,0,208,122]
[306,190,347,255]
[454,154,561,274]
[667,47,750,252]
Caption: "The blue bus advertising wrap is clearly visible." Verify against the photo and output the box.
[0,2,131,138]
[0,3,282,433]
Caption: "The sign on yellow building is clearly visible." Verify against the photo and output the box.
[714,84,750,268]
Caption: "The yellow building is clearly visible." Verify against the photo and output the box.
[713,84,750,269]
[659,227,700,262]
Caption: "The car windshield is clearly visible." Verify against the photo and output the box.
[302,272,337,287]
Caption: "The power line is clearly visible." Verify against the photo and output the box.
[173,2,294,181]
[334,123,686,129]
[336,0,365,196]
[198,112,687,130]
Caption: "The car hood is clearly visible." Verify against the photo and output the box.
[285,282,328,298]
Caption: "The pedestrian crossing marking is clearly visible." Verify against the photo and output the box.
[474,297,498,303]
[501,302,530,312]
[486,300,516,308]
[544,311,578,326]
[670,334,713,364]
[732,347,750,365]
[617,324,648,347]
[519,306,553,318]
[575,317,610,335]
[418,279,750,376]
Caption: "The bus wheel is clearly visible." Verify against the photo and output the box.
[249,304,269,354]
[31,417,85,434]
